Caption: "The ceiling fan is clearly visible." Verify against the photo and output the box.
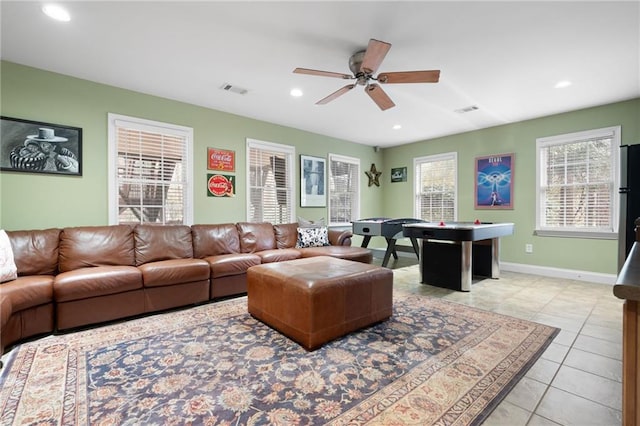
[293,38,440,111]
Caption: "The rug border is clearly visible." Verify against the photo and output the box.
[470,322,560,426]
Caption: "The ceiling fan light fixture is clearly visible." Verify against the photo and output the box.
[293,38,440,111]
[290,88,303,97]
[393,124,402,130]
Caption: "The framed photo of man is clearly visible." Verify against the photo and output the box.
[0,116,82,176]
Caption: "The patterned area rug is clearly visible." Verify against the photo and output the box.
[0,292,558,425]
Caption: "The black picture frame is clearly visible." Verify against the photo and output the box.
[300,154,326,207]
[0,116,82,176]
[391,166,407,183]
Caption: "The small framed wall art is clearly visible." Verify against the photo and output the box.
[207,147,235,172]
[300,154,326,207]
[0,116,82,176]
[391,167,407,183]
[475,153,514,209]
[207,173,235,197]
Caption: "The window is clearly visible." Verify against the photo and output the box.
[246,138,294,224]
[414,152,457,221]
[328,154,360,225]
[536,126,620,238]
[108,114,193,225]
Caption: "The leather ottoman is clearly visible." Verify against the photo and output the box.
[247,256,393,350]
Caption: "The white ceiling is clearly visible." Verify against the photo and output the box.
[1,1,639,148]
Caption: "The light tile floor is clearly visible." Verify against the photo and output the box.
[382,253,624,426]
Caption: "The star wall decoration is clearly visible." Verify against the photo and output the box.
[365,163,382,187]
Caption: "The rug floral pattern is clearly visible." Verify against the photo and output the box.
[0,293,557,425]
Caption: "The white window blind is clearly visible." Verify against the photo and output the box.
[108,114,193,225]
[536,126,619,237]
[328,154,360,225]
[414,152,457,222]
[246,138,294,224]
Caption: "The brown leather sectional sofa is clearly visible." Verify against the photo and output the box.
[0,221,371,356]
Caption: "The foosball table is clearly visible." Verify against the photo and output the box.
[351,218,425,268]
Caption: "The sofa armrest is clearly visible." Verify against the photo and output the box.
[0,294,12,357]
[328,229,353,246]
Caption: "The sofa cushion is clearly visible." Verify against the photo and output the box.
[256,248,301,263]
[134,225,193,266]
[192,224,240,257]
[237,222,276,253]
[138,258,210,287]
[54,265,142,302]
[59,226,135,272]
[274,223,298,249]
[6,228,60,276]
[0,276,54,311]
[296,227,329,248]
[298,245,373,264]
[204,253,261,278]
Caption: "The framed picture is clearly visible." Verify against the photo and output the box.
[0,117,82,176]
[207,147,235,172]
[0,116,82,176]
[475,153,514,209]
[300,154,326,207]
[207,173,235,197]
[391,166,407,183]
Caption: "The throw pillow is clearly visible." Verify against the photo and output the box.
[0,230,17,283]
[296,227,330,248]
[297,216,325,228]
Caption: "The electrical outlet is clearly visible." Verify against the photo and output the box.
[525,244,533,254]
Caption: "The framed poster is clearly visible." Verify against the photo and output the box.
[475,153,514,209]
[207,147,235,172]
[207,174,235,197]
[391,166,407,183]
[0,116,82,176]
[300,154,326,207]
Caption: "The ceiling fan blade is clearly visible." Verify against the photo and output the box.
[316,84,356,105]
[366,84,395,111]
[378,70,441,84]
[360,39,392,74]
[293,68,353,79]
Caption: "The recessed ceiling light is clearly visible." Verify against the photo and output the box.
[392,124,402,130]
[554,80,572,89]
[290,88,303,97]
[42,4,71,22]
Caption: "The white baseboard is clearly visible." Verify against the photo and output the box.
[370,248,617,285]
[501,262,617,285]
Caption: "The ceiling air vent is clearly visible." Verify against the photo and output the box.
[455,105,479,114]
[220,83,248,95]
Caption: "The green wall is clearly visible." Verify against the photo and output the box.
[0,61,382,229]
[2,61,639,275]
[382,98,640,275]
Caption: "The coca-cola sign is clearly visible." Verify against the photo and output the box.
[207,148,235,172]
[207,174,235,197]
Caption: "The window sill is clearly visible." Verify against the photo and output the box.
[534,229,618,240]
[328,223,353,230]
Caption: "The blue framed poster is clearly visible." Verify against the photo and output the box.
[475,153,514,209]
